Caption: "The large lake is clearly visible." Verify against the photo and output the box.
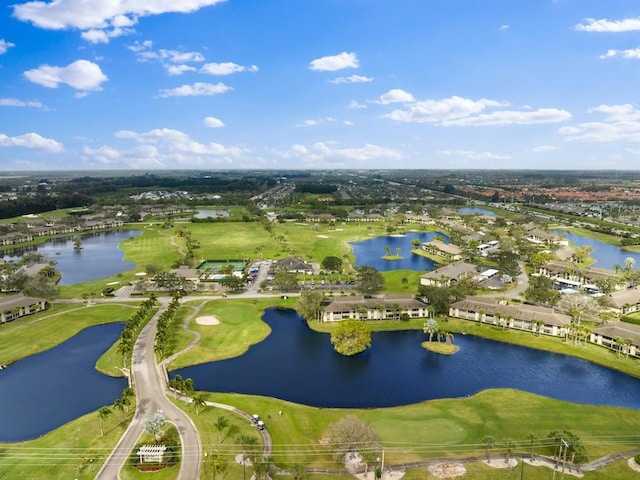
[3,230,140,285]
[0,323,127,442]
[350,232,450,272]
[174,308,640,409]
[552,230,640,270]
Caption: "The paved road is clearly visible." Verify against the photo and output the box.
[94,300,202,480]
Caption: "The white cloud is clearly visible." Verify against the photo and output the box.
[158,82,231,98]
[499,24,510,30]
[23,60,108,91]
[278,141,402,166]
[377,89,416,104]
[200,62,258,75]
[437,149,511,161]
[13,0,227,43]
[204,116,225,128]
[82,127,248,168]
[349,100,367,109]
[380,94,570,126]
[0,98,46,109]
[0,39,15,54]
[0,132,63,152]
[309,52,359,71]
[600,48,640,60]
[532,145,559,153]
[575,17,640,32]
[296,117,337,127]
[128,41,205,74]
[559,103,640,142]
[330,75,373,84]
[442,108,571,126]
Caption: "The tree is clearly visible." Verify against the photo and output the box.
[417,285,453,314]
[423,318,439,341]
[296,290,325,323]
[273,267,299,291]
[214,415,229,443]
[489,251,521,278]
[192,393,207,416]
[411,238,421,250]
[98,406,112,437]
[323,414,379,462]
[292,462,307,480]
[357,266,385,295]
[219,275,246,292]
[330,319,372,356]
[321,256,343,272]
[483,435,496,461]
[524,274,560,306]
[384,245,391,256]
[143,413,166,444]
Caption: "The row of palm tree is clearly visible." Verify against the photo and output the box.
[117,295,157,367]
[98,387,135,436]
[154,294,181,358]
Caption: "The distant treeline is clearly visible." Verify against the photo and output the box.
[63,174,277,195]
[0,193,91,219]
[295,183,338,194]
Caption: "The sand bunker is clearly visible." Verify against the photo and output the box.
[428,463,466,478]
[196,315,220,326]
[484,459,517,469]
[317,235,329,238]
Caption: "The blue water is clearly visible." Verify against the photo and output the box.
[458,207,496,216]
[552,230,640,270]
[174,308,640,409]
[3,230,140,285]
[350,232,450,272]
[0,323,127,442]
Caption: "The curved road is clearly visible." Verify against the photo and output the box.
[94,300,202,480]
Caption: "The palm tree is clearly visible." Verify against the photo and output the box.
[98,406,112,437]
[113,397,126,422]
[192,393,207,416]
[502,439,515,464]
[292,462,307,480]
[423,318,438,341]
[483,435,496,461]
[395,247,401,256]
[214,415,229,443]
[443,331,454,344]
[384,245,391,256]
[527,433,537,460]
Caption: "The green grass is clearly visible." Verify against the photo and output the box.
[0,407,134,480]
[0,302,137,366]
[167,297,297,370]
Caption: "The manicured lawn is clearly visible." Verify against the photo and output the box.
[0,408,133,480]
[0,302,137,365]
[168,297,296,370]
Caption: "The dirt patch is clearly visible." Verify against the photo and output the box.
[196,315,220,326]
[428,463,466,478]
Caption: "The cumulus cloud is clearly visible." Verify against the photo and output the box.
[12,0,227,43]
[532,145,559,153]
[349,100,367,109]
[203,116,225,128]
[330,75,373,84]
[158,82,231,98]
[379,94,570,126]
[0,39,15,54]
[200,62,258,75]
[499,24,510,30]
[128,41,205,75]
[0,132,63,152]
[275,141,402,167]
[296,117,337,127]
[575,16,640,32]
[0,98,46,109]
[559,104,640,142]
[600,48,640,60]
[83,127,248,168]
[23,60,108,92]
[376,89,416,104]
[437,149,511,161]
[309,52,359,71]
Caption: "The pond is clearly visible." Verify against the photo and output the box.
[0,323,127,442]
[551,230,640,270]
[457,207,496,216]
[173,308,640,409]
[194,209,229,219]
[350,232,450,272]
[3,230,141,285]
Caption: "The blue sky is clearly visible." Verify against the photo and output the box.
[2,0,640,171]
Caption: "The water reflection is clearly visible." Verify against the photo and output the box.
[174,309,640,409]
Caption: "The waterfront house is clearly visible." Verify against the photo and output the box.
[421,239,463,262]
[0,294,48,324]
[591,322,640,357]
[321,294,429,322]
[420,260,477,287]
